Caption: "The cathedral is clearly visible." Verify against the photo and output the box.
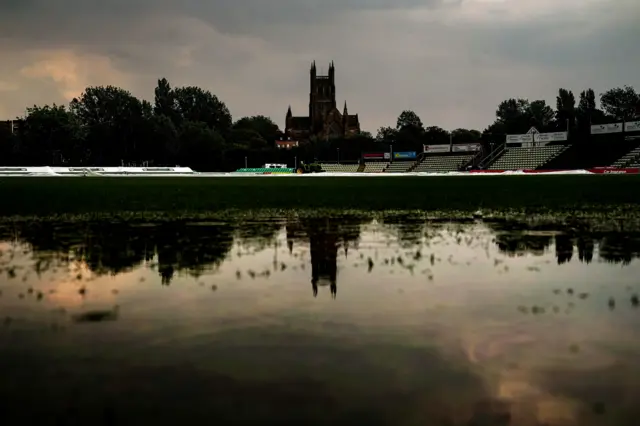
[285,61,360,141]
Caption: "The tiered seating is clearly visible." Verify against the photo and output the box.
[384,161,414,173]
[414,154,474,173]
[235,168,294,173]
[487,146,567,170]
[319,163,359,172]
[544,138,640,170]
[363,162,388,172]
[611,146,640,168]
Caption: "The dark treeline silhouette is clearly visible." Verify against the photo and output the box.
[0,79,638,170]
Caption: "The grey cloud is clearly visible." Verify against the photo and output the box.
[0,0,639,132]
[0,0,448,42]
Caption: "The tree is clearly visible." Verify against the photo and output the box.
[233,116,279,143]
[18,104,84,165]
[494,98,532,133]
[600,86,640,121]
[70,86,151,164]
[451,128,481,144]
[178,121,224,171]
[555,88,576,131]
[578,89,597,112]
[396,110,423,130]
[528,100,555,130]
[149,114,179,165]
[577,88,606,128]
[229,128,268,150]
[172,86,232,133]
[424,126,450,145]
[154,78,178,125]
[375,126,397,144]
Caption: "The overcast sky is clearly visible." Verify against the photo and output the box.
[1,0,638,132]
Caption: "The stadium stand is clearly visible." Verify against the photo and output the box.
[487,145,567,170]
[319,163,359,172]
[413,154,474,173]
[235,168,295,173]
[543,138,640,170]
[384,161,414,173]
[363,162,388,172]
[611,146,640,168]
[628,158,640,167]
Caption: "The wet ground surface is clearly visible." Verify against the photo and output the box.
[1,212,640,425]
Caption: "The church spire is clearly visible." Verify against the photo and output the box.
[287,105,292,117]
[343,101,348,115]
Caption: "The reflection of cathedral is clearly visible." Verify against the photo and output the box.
[285,61,361,141]
[309,230,338,298]
[285,218,362,299]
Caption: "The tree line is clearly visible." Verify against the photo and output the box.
[0,78,638,170]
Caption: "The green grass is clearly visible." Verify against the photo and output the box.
[0,175,639,217]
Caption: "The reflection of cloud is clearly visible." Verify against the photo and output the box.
[3,216,640,424]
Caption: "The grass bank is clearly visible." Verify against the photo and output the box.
[0,175,639,216]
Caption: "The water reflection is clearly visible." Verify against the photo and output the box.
[1,213,640,425]
[4,216,640,283]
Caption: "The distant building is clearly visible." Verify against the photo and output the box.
[0,120,21,134]
[275,139,299,149]
[285,61,360,141]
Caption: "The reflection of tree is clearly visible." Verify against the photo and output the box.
[495,234,553,257]
[598,234,640,265]
[235,219,284,252]
[153,223,236,283]
[576,237,594,264]
[554,235,573,265]
[488,220,639,265]
[3,216,640,290]
[0,220,247,284]
[379,214,425,247]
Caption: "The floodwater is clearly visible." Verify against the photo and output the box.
[1,212,640,426]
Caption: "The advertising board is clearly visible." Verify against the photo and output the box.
[625,121,640,132]
[363,152,385,159]
[423,145,450,153]
[591,123,623,134]
[534,132,568,142]
[393,151,417,159]
[452,144,481,152]
[506,134,533,143]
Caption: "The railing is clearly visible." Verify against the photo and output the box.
[460,150,484,170]
[477,144,505,169]
[407,154,425,172]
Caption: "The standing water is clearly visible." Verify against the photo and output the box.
[1,212,639,425]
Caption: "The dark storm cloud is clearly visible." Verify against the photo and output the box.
[0,0,449,43]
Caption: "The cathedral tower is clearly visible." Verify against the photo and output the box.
[309,61,337,134]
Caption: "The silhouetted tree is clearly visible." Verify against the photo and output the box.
[2,79,637,169]
[600,86,640,121]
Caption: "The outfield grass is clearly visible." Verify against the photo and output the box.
[0,175,639,217]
